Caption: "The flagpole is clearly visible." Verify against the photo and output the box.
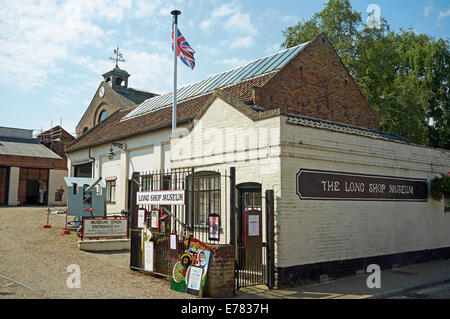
[171,10,181,133]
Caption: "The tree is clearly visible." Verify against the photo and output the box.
[282,0,450,149]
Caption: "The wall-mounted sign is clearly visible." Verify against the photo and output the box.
[296,169,428,201]
[82,218,128,239]
[137,190,185,205]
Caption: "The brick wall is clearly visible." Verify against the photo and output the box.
[254,33,379,130]
[76,83,131,137]
[205,245,235,298]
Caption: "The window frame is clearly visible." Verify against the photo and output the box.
[106,179,116,203]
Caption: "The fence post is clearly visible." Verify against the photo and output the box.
[130,172,141,269]
[265,189,275,289]
[229,167,236,246]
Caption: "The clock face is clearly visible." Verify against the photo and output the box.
[99,86,105,97]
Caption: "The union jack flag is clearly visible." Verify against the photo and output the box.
[172,25,196,70]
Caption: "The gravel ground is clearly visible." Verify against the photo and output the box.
[0,206,197,299]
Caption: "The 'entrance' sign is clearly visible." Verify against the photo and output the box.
[296,169,428,201]
[82,218,128,238]
[137,190,185,205]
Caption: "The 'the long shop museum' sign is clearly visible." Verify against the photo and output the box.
[297,169,428,201]
[137,190,186,206]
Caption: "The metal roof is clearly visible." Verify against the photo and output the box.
[286,114,413,144]
[0,138,62,159]
[122,41,309,121]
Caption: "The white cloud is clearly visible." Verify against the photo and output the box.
[218,58,250,68]
[265,43,281,54]
[230,36,254,49]
[424,1,434,17]
[200,0,257,36]
[125,50,173,94]
[225,12,258,36]
[437,9,450,20]
[0,0,137,91]
[261,8,298,25]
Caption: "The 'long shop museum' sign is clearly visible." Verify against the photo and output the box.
[297,169,428,201]
[137,190,186,206]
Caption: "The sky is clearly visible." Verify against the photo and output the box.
[0,0,449,137]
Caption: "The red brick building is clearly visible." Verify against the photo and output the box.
[0,126,69,206]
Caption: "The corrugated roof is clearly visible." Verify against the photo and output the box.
[122,41,309,121]
[0,138,62,159]
[286,114,413,144]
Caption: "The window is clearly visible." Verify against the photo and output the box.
[106,180,116,203]
[187,171,221,226]
[98,110,108,123]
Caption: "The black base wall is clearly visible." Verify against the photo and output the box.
[276,247,450,288]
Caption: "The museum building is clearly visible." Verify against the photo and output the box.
[0,126,68,206]
[66,33,450,289]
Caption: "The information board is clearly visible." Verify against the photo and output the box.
[82,218,128,239]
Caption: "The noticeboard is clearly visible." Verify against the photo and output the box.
[243,209,263,248]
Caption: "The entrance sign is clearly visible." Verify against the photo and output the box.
[297,169,428,201]
[137,190,185,205]
[82,218,128,238]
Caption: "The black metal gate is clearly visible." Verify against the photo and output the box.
[235,186,275,290]
[129,167,232,278]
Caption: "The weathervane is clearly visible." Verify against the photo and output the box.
[109,46,125,68]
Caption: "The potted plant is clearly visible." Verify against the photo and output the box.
[430,173,450,212]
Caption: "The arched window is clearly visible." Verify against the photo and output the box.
[98,110,108,123]
[82,127,89,134]
[115,77,125,87]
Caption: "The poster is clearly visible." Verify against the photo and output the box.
[168,233,178,260]
[248,215,260,237]
[170,233,177,250]
[142,227,154,272]
[208,214,220,241]
[137,208,146,229]
[170,240,211,297]
[150,209,159,230]
[186,266,204,296]
[144,241,154,272]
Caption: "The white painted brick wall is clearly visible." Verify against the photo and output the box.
[279,119,450,268]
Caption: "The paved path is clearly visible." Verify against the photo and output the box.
[234,258,450,299]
